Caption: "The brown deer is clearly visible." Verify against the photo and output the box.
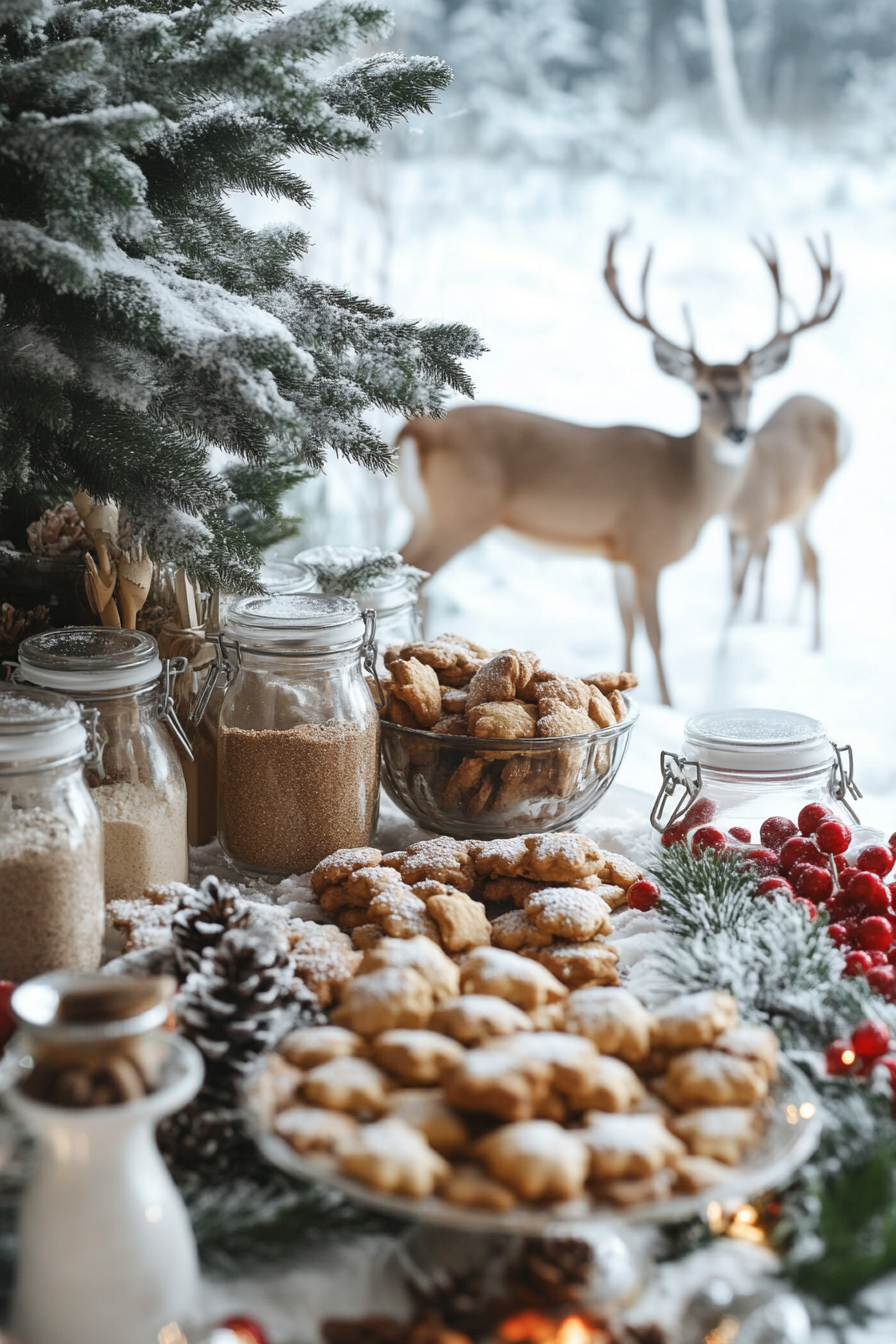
[728,393,849,650]
[398,232,842,704]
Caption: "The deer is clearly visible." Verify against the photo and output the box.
[727,392,849,650]
[397,231,842,705]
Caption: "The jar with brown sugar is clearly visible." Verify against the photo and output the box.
[214,594,381,878]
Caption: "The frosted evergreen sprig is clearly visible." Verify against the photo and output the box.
[301,546,429,597]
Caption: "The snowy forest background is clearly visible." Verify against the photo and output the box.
[237,0,896,821]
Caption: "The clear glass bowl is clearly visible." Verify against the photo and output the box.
[380,696,639,838]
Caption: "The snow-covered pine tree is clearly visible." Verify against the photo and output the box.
[0,0,484,589]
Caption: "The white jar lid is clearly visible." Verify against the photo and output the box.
[0,686,86,764]
[294,545,417,613]
[259,559,317,595]
[17,628,163,692]
[225,593,366,649]
[683,708,833,771]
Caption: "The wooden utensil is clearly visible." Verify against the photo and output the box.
[117,546,153,630]
[85,553,121,628]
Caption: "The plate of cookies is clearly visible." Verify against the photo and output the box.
[375,635,639,838]
[249,833,821,1234]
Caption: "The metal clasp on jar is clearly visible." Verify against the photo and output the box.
[156,657,194,759]
[362,609,386,710]
[649,751,703,833]
[832,743,863,824]
[188,635,237,727]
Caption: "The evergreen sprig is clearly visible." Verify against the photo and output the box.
[301,545,428,597]
[0,0,485,587]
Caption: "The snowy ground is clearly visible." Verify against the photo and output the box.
[236,126,896,826]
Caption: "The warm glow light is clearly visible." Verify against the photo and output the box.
[498,1312,559,1344]
[786,1105,798,1124]
[734,1205,758,1224]
[705,1316,740,1344]
[706,1199,726,1232]
[157,1326,187,1344]
[842,1049,856,1066]
[555,1316,592,1344]
[799,1102,816,1119]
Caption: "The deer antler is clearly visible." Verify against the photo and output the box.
[748,234,843,361]
[604,226,700,361]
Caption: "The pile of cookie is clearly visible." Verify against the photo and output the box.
[255,960,777,1212]
[306,833,640,1000]
[377,634,635,819]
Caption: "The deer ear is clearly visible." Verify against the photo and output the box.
[749,337,792,379]
[652,337,697,383]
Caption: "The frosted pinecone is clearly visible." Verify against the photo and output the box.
[25,502,92,557]
[171,874,251,978]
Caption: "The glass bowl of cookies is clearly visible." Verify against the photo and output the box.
[376,636,639,838]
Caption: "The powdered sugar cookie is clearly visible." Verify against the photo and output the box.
[427,892,492,952]
[302,1057,391,1115]
[595,1169,676,1206]
[280,1025,364,1070]
[477,1120,590,1201]
[387,1088,470,1157]
[525,886,613,941]
[595,850,642,892]
[714,1025,779,1079]
[289,927,362,1008]
[467,700,537,739]
[491,1031,598,1094]
[459,945,567,1009]
[443,1048,552,1122]
[650,991,739,1052]
[585,685,616,730]
[583,672,639,694]
[668,1106,763,1165]
[564,986,655,1062]
[394,837,476,893]
[466,652,533,709]
[310,847,383,894]
[432,714,468,736]
[569,1056,645,1113]
[274,1105,359,1155]
[522,940,620,990]
[672,1153,733,1193]
[443,1163,517,1212]
[441,686,470,714]
[360,935,459,1000]
[430,994,533,1046]
[372,1029,465,1085]
[489,909,553,951]
[339,1117,449,1197]
[389,657,443,728]
[332,966,434,1036]
[581,1112,685,1180]
[469,836,531,878]
[536,701,594,738]
[664,1048,769,1110]
[533,673,591,713]
[524,833,605,883]
[367,888,441,942]
[253,1054,304,1123]
[351,924,386,950]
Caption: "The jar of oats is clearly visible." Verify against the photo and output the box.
[213,594,381,878]
[0,686,104,980]
[16,629,190,901]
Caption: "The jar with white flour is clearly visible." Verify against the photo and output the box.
[16,629,191,900]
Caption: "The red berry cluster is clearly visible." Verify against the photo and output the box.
[662,803,896,996]
[825,1020,896,1111]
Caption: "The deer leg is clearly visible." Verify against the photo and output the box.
[752,532,771,622]
[795,516,822,649]
[728,529,750,624]
[635,570,671,706]
[613,563,637,672]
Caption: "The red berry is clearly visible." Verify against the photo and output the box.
[628,879,661,912]
[837,865,860,889]
[851,1019,891,1059]
[794,897,817,920]
[816,819,852,855]
[660,823,687,849]
[857,845,896,878]
[868,965,896,999]
[846,871,891,913]
[869,950,890,965]
[681,798,718,830]
[692,826,727,854]
[780,836,826,874]
[0,981,14,1052]
[844,950,873,977]
[825,1037,857,1074]
[756,876,793,898]
[799,802,832,835]
[791,863,834,900]
[828,922,850,946]
[826,893,859,922]
[834,854,850,874]
[743,847,783,877]
[728,826,752,844]
[220,1319,270,1344]
[857,916,894,952]
[889,832,896,851]
[760,815,799,851]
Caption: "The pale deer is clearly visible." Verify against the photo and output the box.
[398,231,842,704]
[728,393,849,650]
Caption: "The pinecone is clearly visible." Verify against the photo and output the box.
[171,874,251,978]
[176,924,294,1101]
[158,1096,251,1184]
[25,502,92,557]
[504,1238,593,1306]
[408,1266,506,1338]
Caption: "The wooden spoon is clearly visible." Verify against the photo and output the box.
[85,554,121,628]
[117,546,153,630]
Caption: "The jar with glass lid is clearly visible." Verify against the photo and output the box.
[295,545,423,658]
[0,686,104,980]
[15,629,191,900]
[208,594,381,878]
[650,707,862,847]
